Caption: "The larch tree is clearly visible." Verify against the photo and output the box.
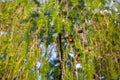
[0,0,120,80]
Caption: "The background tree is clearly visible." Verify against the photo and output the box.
[0,0,120,80]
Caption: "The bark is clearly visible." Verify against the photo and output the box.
[57,33,64,80]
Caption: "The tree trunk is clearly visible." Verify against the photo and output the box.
[57,33,64,80]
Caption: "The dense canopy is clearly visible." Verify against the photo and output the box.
[0,0,120,80]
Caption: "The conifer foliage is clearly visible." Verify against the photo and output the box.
[0,0,120,80]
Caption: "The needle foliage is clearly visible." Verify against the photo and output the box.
[0,0,120,80]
